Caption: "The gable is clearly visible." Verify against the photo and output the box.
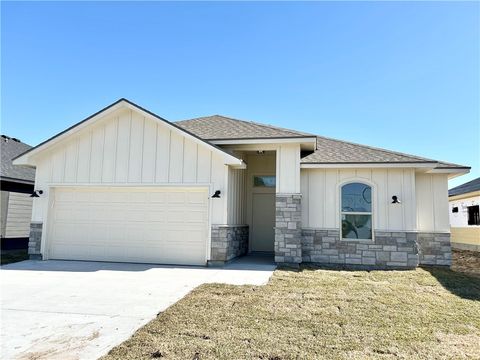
[25,106,237,185]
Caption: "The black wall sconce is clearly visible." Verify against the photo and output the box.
[391,195,401,204]
[30,190,43,198]
[212,190,221,198]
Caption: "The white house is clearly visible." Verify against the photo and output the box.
[449,177,480,251]
[13,99,470,267]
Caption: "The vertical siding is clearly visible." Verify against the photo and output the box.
[301,168,417,231]
[227,167,247,224]
[276,144,300,193]
[115,111,131,182]
[142,119,157,183]
[102,118,117,182]
[5,192,33,237]
[416,173,450,232]
[128,112,144,183]
[30,108,229,225]
[77,133,91,182]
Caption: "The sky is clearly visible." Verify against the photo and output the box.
[1,1,479,188]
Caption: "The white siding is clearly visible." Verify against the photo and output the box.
[30,108,229,225]
[416,173,450,232]
[301,168,417,231]
[449,194,480,228]
[5,192,33,238]
[227,168,247,224]
[276,144,300,193]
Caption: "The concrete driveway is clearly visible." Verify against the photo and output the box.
[1,256,275,360]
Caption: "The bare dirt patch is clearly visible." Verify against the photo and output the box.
[452,249,480,278]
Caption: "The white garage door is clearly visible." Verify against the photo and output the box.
[48,187,209,265]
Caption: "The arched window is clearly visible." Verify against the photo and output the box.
[341,182,372,240]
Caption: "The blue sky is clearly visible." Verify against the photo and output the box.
[1,1,478,188]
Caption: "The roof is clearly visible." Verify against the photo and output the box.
[1,135,35,183]
[449,177,480,197]
[175,115,313,140]
[176,115,468,169]
[12,99,469,172]
[301,136,468,168]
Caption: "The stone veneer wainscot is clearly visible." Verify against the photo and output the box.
[209,225,248,265]
[301,229,452,268]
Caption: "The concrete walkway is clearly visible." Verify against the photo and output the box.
[1,256,275,360]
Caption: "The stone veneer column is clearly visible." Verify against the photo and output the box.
[28,222,43,260]
[275,194,302,264]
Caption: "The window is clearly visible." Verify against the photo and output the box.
[467,205,479,225]
[452,207,459,213]
[341,182,372,240]
[253,175,276,188]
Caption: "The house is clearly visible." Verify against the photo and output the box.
[1,135,35,250]
[448,177,480,251]
[13,99,470,267]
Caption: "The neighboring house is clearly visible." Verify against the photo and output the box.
[13,99,470,268]
[1,135,35,250]
[448,177,480,251]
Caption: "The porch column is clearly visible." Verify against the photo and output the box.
[275,144,302,265]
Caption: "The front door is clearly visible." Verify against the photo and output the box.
[251,175,275,252]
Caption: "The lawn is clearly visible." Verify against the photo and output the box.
[102,261,480,360]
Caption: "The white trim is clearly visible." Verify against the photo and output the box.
[211,137,317,145]
[44,182,214,188]
[338,179,375,242]
[230,162,247,169]
[301,163,439,169]
[426,168,470,175]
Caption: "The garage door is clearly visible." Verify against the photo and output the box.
[48,187,209,265]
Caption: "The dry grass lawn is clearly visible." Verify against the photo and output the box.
[102,263,480,360]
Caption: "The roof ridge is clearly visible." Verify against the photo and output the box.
[176,114,313,137]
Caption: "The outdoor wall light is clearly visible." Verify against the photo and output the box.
[391,195,401,204]
[30,190,44,198]
[212,190,221,198]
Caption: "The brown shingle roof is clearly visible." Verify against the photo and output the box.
[302,136,444,164]
[176,115,469,169]
[175,115,313,140]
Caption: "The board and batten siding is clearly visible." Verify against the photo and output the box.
[276,144,301,193]
[227,168,247,225]
[416,173,450,232]
[30,108,229,225]
[301,168,417,231]
[4,192,33,238]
